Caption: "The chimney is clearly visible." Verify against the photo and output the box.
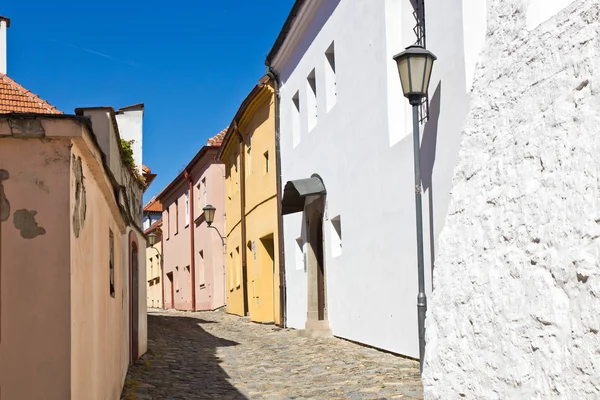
[0,16,9,75]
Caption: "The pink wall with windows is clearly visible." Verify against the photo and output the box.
[160,146,226,311]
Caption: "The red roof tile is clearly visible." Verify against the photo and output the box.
[0,74,61,114]
[143,197,162,212]
[206,127,228,146]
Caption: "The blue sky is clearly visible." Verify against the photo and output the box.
[2,0,294,202]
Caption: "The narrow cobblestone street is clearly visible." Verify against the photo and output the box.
[121,309,422,400]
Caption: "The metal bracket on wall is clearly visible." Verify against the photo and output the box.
[413,0,430,123]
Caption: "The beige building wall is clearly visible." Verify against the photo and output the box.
[70,140,128,400]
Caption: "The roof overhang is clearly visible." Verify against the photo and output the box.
[282,175,326,215]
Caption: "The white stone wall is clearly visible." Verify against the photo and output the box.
[423,0,600,398]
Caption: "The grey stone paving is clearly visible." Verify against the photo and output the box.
[121,309,422,400]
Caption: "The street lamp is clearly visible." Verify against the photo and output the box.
[203,204,216,227]
[202,205,225,246]
[393,44,436,374]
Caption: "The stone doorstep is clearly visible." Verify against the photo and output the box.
[298,319,333,338]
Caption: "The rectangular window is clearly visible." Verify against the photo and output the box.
[264,151,269,173]
[325,42,337,112]
[247,133,252,175]
[109,230,115,298]
[227,162,233,200]
[175,200,179,234]
[185,189,190,226]
[295,237,305,271]
[330,215,342,258]
[185,190,190,226]
[307,69,318,131]
[229,252,234,290]
[235,246,241,288]
[166,209,170,238]
[235,157,239,191]
[198,249,206,286]
[292,91,301,147]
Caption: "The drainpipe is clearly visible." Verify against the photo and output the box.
[234,125,250,316]
[266,66,287,328]
[184,170,197,312]
[161,225,165,309]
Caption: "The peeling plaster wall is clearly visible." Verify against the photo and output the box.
[423,1,600,398]
[70,142,128,399]
[0,138,71,400]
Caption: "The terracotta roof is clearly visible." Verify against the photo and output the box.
[142,164,151,173]
[206,127,228,146]
[0,74,61,114]
[143,197,162,212]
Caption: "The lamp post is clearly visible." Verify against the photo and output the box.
[393,44,436,374]
[147,231,165,309]
[202,205,225,246]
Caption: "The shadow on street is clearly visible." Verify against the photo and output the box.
[121,312,246,400]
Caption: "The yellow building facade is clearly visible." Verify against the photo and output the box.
[219,75,281,324]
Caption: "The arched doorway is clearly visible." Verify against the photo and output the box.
[280,174,331,337]
[129,233,139,363]
[304,196,331,337]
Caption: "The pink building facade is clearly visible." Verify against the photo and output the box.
[158,131,226,311]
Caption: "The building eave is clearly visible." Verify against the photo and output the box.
[266,0,324,72]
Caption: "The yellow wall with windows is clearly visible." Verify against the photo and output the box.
[146,241,163,308]
[221,80,281,324]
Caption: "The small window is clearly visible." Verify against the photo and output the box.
[307,69,318,131]
[185,190,190,226]
[295,237,305,271]
[264,151,269,173]
[202,178,207,207]
[199,250,206,287]
[165,209,170,239]
[325,42,337,112]
[247,134,252,175]
[109,230,115,298]
[330,215,342,258]
[174,200,179,234]
[229,252,234,291]
[235,246,241,288]
[292,91,301,147]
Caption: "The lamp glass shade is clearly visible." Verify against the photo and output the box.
[148,232,156,246]
[393,45,436,101]
[203,205,216,226]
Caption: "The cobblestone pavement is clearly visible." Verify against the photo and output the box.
[121,309,422,400]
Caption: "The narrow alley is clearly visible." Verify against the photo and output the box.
[121,310,422,400]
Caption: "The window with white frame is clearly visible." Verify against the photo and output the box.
[198,249,206,286]
[292,91,301,147]
[247,133,252,175]
[295,237,305,271]
[307,69,318,131]
[185,190,190,226]
[330,215,342,258]
[325,42,337,112]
